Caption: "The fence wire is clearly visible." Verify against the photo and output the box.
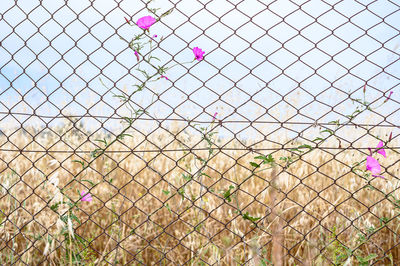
[0,0,400,265]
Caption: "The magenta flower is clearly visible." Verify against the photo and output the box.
[81,191,93,202]
[136,16,156,30]
[212,112,218,121]
[193,47,205,61]
[134,50,139,62]
[384,91,393,102]
[366,156,384,178]
[161,75,168,80]
[376,141,386,158]
[153,34,158,38]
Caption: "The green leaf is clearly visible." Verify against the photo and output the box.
[380,217,389,224]
[160,7,174,18]
[70,214,81,225]
[164,203,171,213]
[72,160,85,168]
[123,117,133,124]
[290,148,303,153]
[182,173,192,181]
[133,84,145,92]
[223,185,234,202]
[196,157,206,163]
[200,173,212,179]
[178,188,185,200]
[364,185,375,190]
[162,190,170,195]
[242,212,261,223]
[328,119,339,124]
[94,138,107,146]
[254,154,275,165]
[91,148,103,158]
[50,202,60,212]
[260,258,272,266]
[117,133,133,140]
[250,162,260,168]
[134,109,147,116]
[112,94,126,100]
[298,144,313,150]
[149,56,161,62]
[266,154,275,163]
[320,129,334,135]
[82,179,95,187]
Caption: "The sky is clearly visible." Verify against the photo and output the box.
[0,0,399,143]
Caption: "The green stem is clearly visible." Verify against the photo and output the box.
[165,60,196,71]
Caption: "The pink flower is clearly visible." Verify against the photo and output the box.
[153,34,158,38]
[193,47,205,61]
[212,112,218,121]
[81,191,93,202]
[136,16,156,30]
[376,141,386,158]
[134,50,139,62]
[161,75,168,80]
[384,91,393,102]
[366,156,384,178]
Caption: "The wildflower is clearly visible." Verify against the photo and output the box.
[384,91,393,103]
[153,34,158,38]
[136,16,156,30]
[80,191,93,202]
[134,50,139,62]
[366,156,384,178]
[193,47,205,61]
[212,112,218,121]
[161,75,168,80]
[376,141,386,158]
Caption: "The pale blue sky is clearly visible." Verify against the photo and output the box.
[0,0,399,142]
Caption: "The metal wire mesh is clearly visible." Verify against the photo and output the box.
[0,0,400,264]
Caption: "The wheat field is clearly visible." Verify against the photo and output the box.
[0,117,399,265]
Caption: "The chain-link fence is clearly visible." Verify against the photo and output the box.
[1,0,400,265]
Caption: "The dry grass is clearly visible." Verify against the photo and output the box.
[0,117,399,265]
